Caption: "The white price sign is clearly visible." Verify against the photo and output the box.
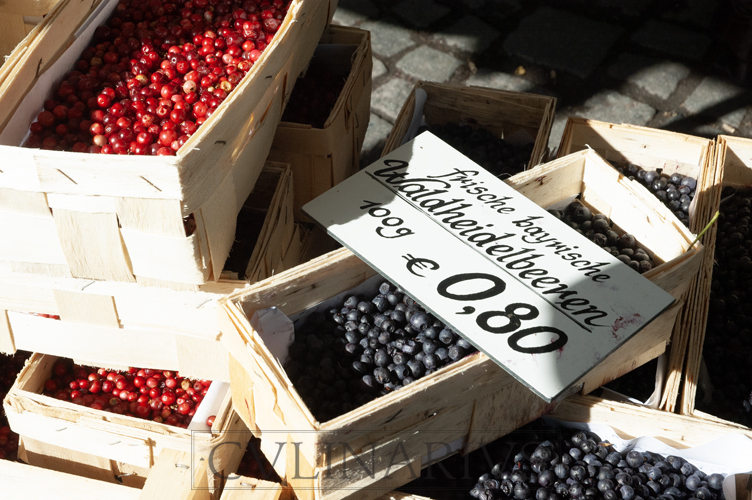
[303,132,675,401]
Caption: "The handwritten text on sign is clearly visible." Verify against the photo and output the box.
[302,132,675,401]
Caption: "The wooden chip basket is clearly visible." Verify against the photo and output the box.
[0,0,335,289]
[381,81,556,169]
[0,162,299,382]
[374,394,752,500]
[680,135,752,424]
[268,25,372,220]
[3,353,249,488]
[507,148,702,393]
[557,117,718,411]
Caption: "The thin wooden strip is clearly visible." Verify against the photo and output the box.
[47,192,118,214]
[0,186,51,216]
[0,209,68,264]
[120,229,208,284]
[8,311,179,370]
[53,208,135,282]
[0,0,59,16]
[0,459,141,500]
[0,12,27,62]
[0,309,15,353]
[115,197,185,238]
[139,449,209,500]
[53,288,120,328]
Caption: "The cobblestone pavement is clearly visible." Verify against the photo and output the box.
[331,0,752,168]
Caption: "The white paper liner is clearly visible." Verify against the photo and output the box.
[0,0,119,147]
[186,381,230,432]
[543,416,752,500]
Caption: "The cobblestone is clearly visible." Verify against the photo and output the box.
[683,76,748,129]
[372,57,387,79]
[435,16,500,53]
[631,20,711,60]
[392,0,450,28]
[503,7,622,79]
[371,78,415,122]
[360,20,416,58]
[396,46,463,82]
[608,53,690,100]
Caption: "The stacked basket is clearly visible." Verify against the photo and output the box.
[0,0,338,497]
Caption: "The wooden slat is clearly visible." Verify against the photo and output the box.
[53,208,135,282]
[8,311,179,370]
[53,289,120,328]
[115,198,186,238]
[0,459,140,500]
[0,12,26,61]
[0,308,15,353]
[139,449,210,500]
[120,229,208,285]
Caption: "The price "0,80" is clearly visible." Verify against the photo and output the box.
[437,273,568,354]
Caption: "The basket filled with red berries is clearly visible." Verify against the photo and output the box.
[2,353,249,472]
[0,0,335,288]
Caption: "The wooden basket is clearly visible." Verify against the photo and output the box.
[0,162,299,382]
[504,148,702,393]
[218,245,684,500]
[556,117,718,411]
[381,81,556,169]
[267,25,372,220]
[374,394,752,500]
[0,0,335,289]
[0,0,57,63]
[3,353,249,483]
[680,135,752,422]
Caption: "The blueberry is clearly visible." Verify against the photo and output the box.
[706,474,723,491]
[680,176,696,190]
[571,465,587,481]
[410,311,431,331]
[695,486,712,500]
[457,338,474,350]
[422,353,439,370]
[569,483,585,498]
[449,345,468,361]
[357,301,376,314]
[344,296,360,309]
[439,328,455,345]
[625,451,645,468]
[406,359,424,377]
[620,485,635,500]
[378,282,393,295]
[604,490,619,500]
[599,479,616,492]
[514,483,531,499]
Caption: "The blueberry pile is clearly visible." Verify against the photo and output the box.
[548,201,655,274]
[697,187,752,426]
[614,164,696,227]
[284,281,478,422]
[470,428,726,500]
[419,122,535,178]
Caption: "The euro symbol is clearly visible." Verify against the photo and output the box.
[402,254,440,278]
